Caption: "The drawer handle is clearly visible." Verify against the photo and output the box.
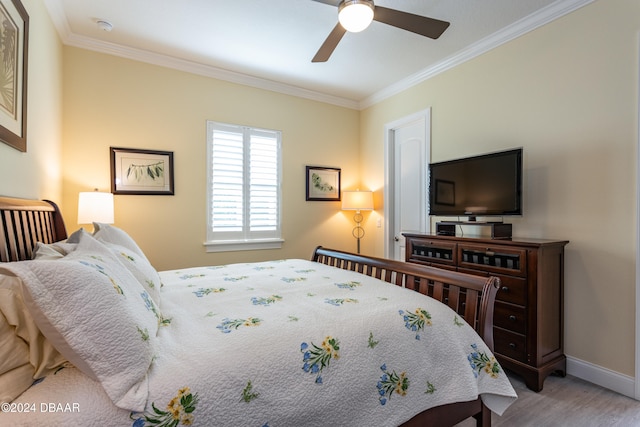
[509,315,517,322]
[509,343,516,349]
[501,286,509,293]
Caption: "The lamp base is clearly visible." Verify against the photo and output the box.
[352,213,365,254]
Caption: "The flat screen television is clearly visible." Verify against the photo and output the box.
[429,148,523,221]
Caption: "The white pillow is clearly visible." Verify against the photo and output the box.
[92,223,162,304]
[0,231,160,411]
[93,222,148,260]
[102,241,162,305]
[31,241,77,260]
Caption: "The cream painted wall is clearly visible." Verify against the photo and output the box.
[360,0,639,377]
[0,0,63,201]
[62,48,361,270]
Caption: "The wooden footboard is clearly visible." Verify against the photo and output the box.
[311,246,500,427]
[312,246,500,349]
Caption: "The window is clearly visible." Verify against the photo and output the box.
[205,121,282,252]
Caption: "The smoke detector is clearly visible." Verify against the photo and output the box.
[96,20,113,32]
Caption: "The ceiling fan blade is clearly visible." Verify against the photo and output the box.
[312,23,347,62]
[310,0,341,6]
[373,6,450,39]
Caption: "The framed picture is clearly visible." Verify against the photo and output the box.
[306,166,341,201]
[434,179,455,206]
[0,0,28,152]
[110,147,174,195]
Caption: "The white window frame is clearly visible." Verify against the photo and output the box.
[205,121,283,252]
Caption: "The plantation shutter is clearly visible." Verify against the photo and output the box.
[249,130,279,233]
[206,122,282,250]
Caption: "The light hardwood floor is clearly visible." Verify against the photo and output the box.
[456,372,640,426]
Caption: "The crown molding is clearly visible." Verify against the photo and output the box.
[68,34,361,110]
[43,1,359,110]
[358,0,596,110]
[45,0,593,112]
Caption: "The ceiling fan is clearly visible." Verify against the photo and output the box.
[311,0,450,63]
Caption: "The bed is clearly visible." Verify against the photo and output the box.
[0,196,516,426]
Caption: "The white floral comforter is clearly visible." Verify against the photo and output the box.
[5,259,516,426]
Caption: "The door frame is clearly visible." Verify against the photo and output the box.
[635,35,640,401]
[383,108,431,259]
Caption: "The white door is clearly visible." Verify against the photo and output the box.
[636,42,640,401]
[384,109,430,261]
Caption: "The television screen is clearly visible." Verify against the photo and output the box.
[429,148,522,220]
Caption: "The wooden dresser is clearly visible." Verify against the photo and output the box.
[403,233,568,391]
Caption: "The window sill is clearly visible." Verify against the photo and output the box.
[204,238,284,253]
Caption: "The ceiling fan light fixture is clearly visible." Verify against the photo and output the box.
[338,0,374,33]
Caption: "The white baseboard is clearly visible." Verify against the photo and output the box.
[567,356,636,399]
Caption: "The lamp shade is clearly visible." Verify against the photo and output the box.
[342,190,373,211]
[78,191,114,224]
[338,0,374,33]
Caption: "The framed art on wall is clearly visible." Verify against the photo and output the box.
[305,166,341,201]
[0,0,28,152]
[110,147,175,195]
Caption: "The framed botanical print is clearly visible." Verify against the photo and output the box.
[110,147,175,195]
[305,166,341,201]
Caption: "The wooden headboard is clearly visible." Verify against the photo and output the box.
[0,196,68,262]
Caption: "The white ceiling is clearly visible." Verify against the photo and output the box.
[44,0,593,109]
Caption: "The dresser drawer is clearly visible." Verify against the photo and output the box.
[496,275,527,306]
[457,269,526,306]
[494,302,526,334]
[426,263,457,272]
[407,238,456,268]
[458,243,527,277]
[494,328,527,363]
